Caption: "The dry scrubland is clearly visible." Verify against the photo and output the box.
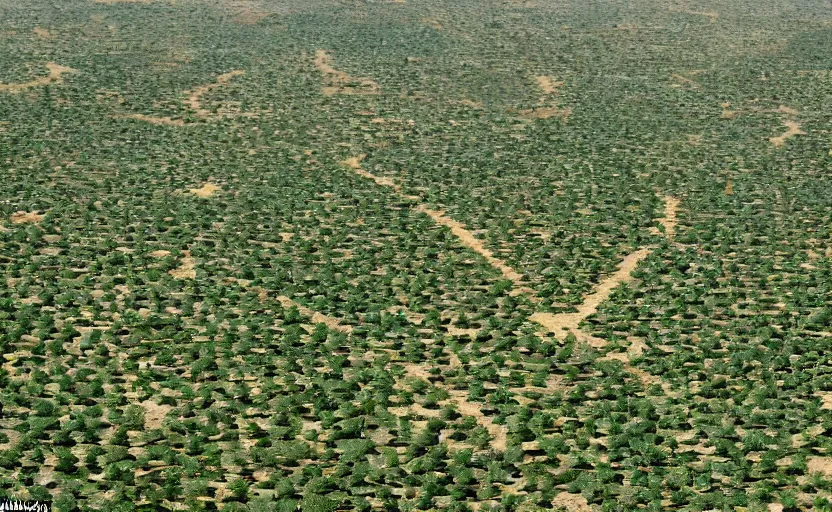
[0,0,831,511]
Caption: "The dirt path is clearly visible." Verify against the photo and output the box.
[275,296,353,334]
[340,157,525,285]
[669,7,719,23]
[416,205,525,285]
[183,70,245,118]
[534,75,564,95]
[400,357,508,451]
[0,62,76,93]
[120,70,246,126]
[770,120,805,147]
[188,182,221,198]
[654,195,679,238]
[518,106,571,121]
[530,247,653,347]
[168,251,196,280]
[529,194,679,344]
[10,211,45,224]
[314,50,380,96]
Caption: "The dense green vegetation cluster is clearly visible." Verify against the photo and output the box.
[0,0,831,510]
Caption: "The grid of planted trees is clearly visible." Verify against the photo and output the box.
[1,0,831,511]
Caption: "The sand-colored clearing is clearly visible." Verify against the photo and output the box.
[149,250,171,258]
[534,75,564,95]
[184,70,245,118]
[657,195,679,238]
[398,361,507,451]
[808,457,832,477]
[447,389,507,451]
[33,27,52,39]
[518,106,571,121]
[276,296,353,334]
[416,205,525,285]
[551,492,593,511]
[314,50,380,96]
[188,182,221,198]
[340,155,420,200]
[168,251,196,279]
[422,17,443,30]
[0,62,76,93]
[769,120,805,147]
[776,105,799,116]
[10,211,45,224]
[139,400,173,430]
[122,70,246,126]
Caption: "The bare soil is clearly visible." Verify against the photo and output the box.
[314,50,380,96]
[188,183,221,198]
[168,251,196,279]
[10,211,45,224]
[534,75,564,95]
[770,120,805,147]
[276,296,353,333]
[0,62,76,93]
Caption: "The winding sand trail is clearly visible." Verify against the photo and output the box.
[0,62,76,93]
[314,50,380,96]
[121,70,246,126]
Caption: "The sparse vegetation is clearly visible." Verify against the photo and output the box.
[0,0,830,510]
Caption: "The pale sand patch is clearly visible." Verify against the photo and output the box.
[446,326,480,338]
[817,391,832,410]
[314,50,380,96]
[168,251,196,279]
[518,106,571,121]
[657,195,679,239]
[769,120,805,147]
[0,62,76,93]
[121,70,246,126]
[276,296,353,334]
[33,27,52,39]
[777,105,799,116]
[139,400,173,430]
[551,492,592,511]
[340,156,528,292]
[395,356,507,451]
[416,205,525,285]
[447,389,507,451]
[233,9,270,24]
[807,457,832,477]
[188,182,221,198]
[340,155,420,200]
[183,70,245,118]
[534,75,564,95]
[10,211,45,224]
[149,250,171,258]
